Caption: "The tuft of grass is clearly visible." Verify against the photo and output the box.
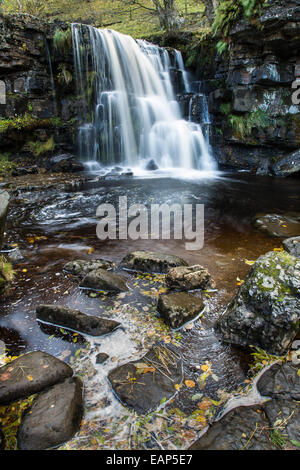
[228,108,271,140]
[0,256,14,283]
[249,346,284,374]
[53,27,72,54]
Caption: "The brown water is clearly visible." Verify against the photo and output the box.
[0,170,299,448]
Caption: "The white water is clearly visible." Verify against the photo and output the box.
[72,25,215,171]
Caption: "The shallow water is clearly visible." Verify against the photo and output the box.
[1,170,299,449]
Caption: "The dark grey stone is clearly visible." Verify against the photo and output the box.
[36,304,120,336]
[63,258,114,278]
[96,353,109,364]
[120,250,188,274]
[190,405,274,450]
[0,351,73,405]
[108,344,183,414]
[257,363,300,401]
[254,212,300,238]
[272,150,300,177]
[165,265,215,291]
[80,268,128,292]
[157,292,204,329]
[264,399,300,444]
[17,377,83,450]
[283,236,300,258]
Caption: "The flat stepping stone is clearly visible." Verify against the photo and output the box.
[80,268,128,292]
[108,344,183,414]
[63,259,114,278]
[283,236,300,258]
[165,265,215,291]
[0,351,73,405]
[36,304,120,336]
[157,292,204,329]
[120,250,188,273]
[190,405,274,450]
[257,363,300,401]
[17,377,83,450]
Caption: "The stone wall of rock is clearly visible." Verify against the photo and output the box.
[195,0,300,175]
[0,14,78,172]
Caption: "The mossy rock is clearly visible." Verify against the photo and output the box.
[215,251,300,355]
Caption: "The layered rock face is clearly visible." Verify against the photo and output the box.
[0,15,78,169]
[200,1,300,175]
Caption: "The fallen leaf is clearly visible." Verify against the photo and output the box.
[185,380,195,388]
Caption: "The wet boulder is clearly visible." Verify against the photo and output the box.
[283,236,300,258]
[257,363,300,401]
[80,268,128,292]
[18,377,83,450]
[215,251,300,356]
[108,344,183,414]
[145,159,159,171]
[254,212,300,238]
[157,292,204,329]
[48,154,84,173]
[0,351,73,405]
[36,304,120,336]
[63,258,114,279]
[272,149,300,177]
[165,265,215,291]
[120,250,188,274]
[190,405,274,450]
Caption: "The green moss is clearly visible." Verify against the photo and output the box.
[53,27,72,55]
[228,109,271,140]
[24,136,55,157]
[0,114,63,134]
[0,256,14,283]
[220,102,231,115]
[0,153,15,177]
[212,0,269,39]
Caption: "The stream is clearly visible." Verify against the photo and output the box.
[1,169,299,449]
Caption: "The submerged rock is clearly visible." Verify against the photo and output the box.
[18,377,83,450]
[63,259,114,279]
[0,351,73,405]
[215,251,300,355]
[283,236,300,258]
[157,292,204,329]
[190,405,274,450]
[165,265,215,291]
[36,304,120,336]
[254,212,300,238]
[257,363,300,401]
[108,344,183,414]
[120,250,188,274]
[80,268,128,292]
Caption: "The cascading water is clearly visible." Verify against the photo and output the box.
[72,24,216,171]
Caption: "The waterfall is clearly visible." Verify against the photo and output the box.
[71,24,215,171]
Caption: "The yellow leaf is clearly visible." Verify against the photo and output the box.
[22,269,27,273]
[27,375,33,382]
[88,247,94,255]
[185,380,195,388]
[201,364,209,372]
[297,370,300,377]
[198,399,212,411]
[174,384,181,391]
